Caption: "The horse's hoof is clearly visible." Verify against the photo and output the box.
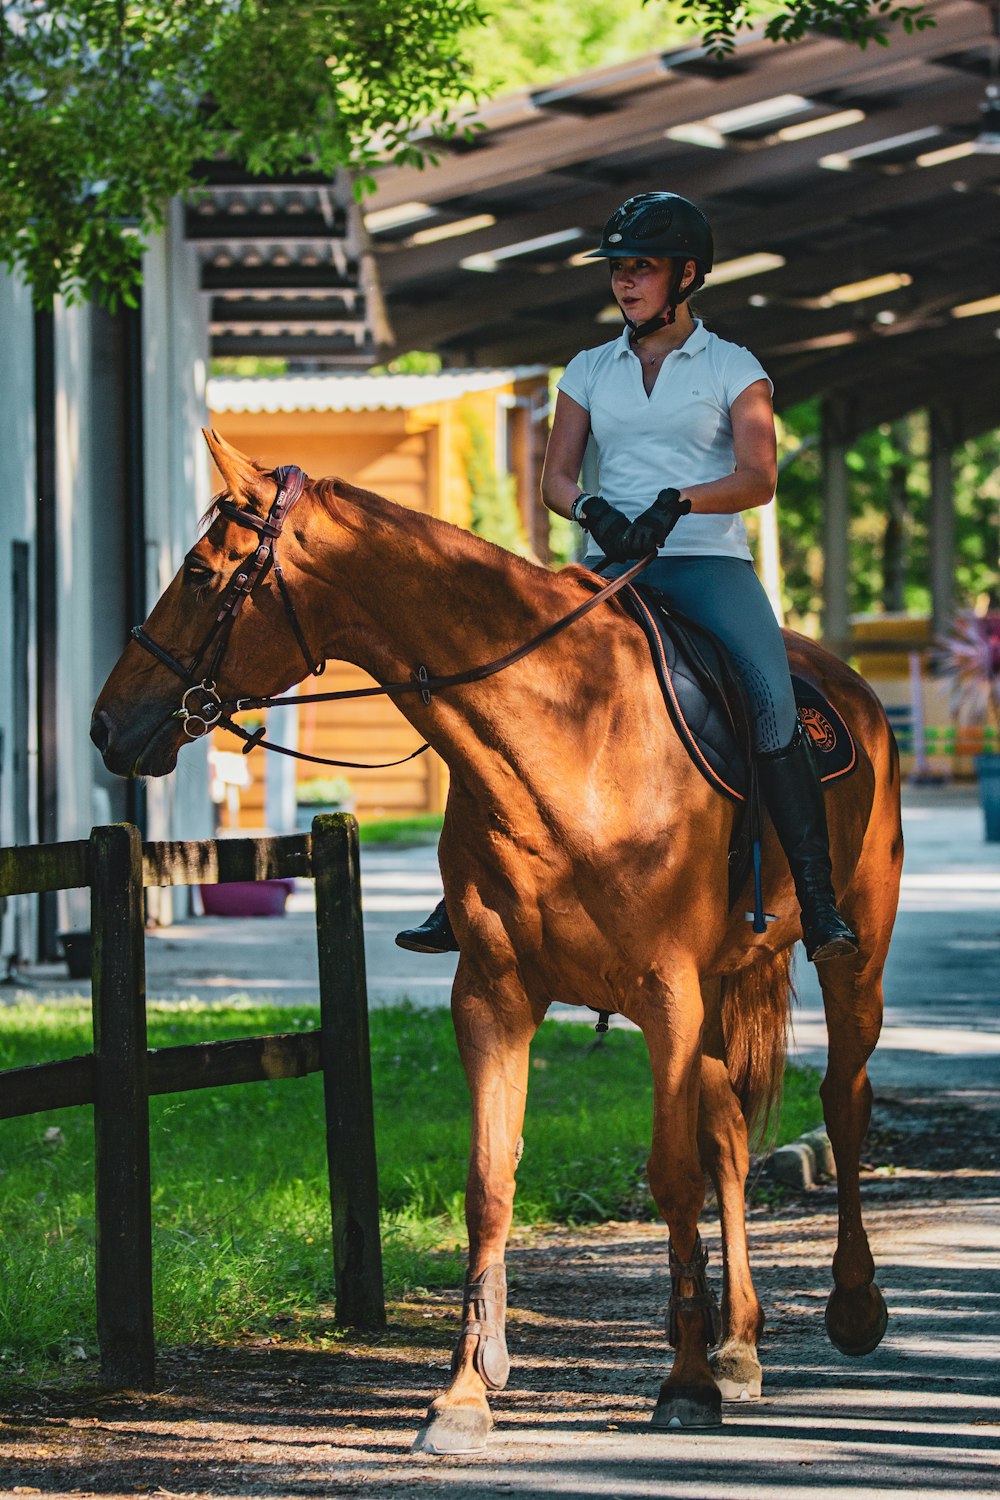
[411,1403,493,1455]
[651,1382,722,1429]
[825,1282,888,1357]
[710,1340,762,1402]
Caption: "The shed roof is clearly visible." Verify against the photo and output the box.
[366,0,1000,440]
[208,367,548,414]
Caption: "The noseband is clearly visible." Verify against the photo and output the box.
[132,465,324,741]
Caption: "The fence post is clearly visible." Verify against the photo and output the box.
[90,823,154,1389]
[312,813,385,1328]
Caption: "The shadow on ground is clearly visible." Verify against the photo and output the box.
[1,1090,997,1499]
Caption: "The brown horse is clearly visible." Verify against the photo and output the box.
[92,432,901,1451]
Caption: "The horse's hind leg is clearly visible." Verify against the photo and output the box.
[818,831,900,1355]
[412,957,540,1455]
[698,981,764,1401]
[641,961,723,1429]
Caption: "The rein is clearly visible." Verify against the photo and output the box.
[132,464,657,770]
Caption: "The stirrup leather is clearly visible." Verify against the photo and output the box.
[666,1233,722,1349]
[452,1262,510,1390]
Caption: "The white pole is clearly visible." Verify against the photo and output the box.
[265,681,300,833]
[758,491,784,625]
[908,649,932,783]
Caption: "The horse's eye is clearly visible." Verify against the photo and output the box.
[184,558,214,587]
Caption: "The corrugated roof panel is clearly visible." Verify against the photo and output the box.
[208,368,547,413]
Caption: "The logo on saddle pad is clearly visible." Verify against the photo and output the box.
[798,705,837,754]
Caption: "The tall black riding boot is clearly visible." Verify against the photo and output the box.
[756,725,858,963]
[395,898,459,954]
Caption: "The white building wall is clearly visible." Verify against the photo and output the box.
[0,273,38,961]
[54,300,96,942]
[53,301,95,822]
[0,202,215,949]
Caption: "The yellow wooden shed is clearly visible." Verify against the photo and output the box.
[207,368,550,827]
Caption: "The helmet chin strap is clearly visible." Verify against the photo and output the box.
[630,310,673,340]
[623,261,688,341]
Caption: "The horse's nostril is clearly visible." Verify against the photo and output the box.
[90,710,113,756]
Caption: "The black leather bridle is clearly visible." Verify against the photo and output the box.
[132,465,324,742]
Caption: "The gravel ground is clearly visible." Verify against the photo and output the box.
[2,786,996,1495]
[1,1087,997,1500]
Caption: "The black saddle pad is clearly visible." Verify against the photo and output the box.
[622,583,857,804]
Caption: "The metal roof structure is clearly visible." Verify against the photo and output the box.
[186,165,389,365]
[208,367,547,413]
[365,0,1000,440]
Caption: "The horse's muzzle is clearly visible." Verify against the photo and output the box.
[90,705,180,778]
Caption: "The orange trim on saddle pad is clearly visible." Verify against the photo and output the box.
[793,683,858,783]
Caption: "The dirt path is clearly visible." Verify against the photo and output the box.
[1,1089,998,1500]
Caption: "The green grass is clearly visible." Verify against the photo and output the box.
[0,1000,820,1383]
[357,813,444,845]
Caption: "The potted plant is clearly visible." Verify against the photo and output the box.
[938,612,1000,841]
[295,776,355,833]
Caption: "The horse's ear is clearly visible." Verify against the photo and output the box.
[202,429,277,510]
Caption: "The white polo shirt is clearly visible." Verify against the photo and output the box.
[557,320,772,561]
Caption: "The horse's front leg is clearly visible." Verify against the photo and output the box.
[413,955,540,1455]
[640,964,723,1429]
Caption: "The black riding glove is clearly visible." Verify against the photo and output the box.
[577,495,635,562]
[621,488,692,556]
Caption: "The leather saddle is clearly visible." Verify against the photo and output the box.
[619,582,858,906]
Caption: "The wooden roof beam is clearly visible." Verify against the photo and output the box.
[185,212,347,243]
[210,333,376,360]
[370,2,986,209]
[384,196,998,354]
[201,263,359,292]
[375,85,991,292]
[210,297,367,325]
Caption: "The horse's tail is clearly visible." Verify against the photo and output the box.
[720,948,796,1149]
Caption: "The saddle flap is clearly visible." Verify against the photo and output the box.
[623,585,751,803]
[622,583,858,803]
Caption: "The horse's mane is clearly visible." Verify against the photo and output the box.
[201,462,576,605]
[313,473,566,598]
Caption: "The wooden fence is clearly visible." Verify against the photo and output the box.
[0,814,384,1390]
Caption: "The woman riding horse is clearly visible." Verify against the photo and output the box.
[397,191,857,966]
[92,192,898,1452]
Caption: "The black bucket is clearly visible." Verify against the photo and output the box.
[58,930,92,980]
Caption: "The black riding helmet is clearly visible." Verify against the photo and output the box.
[587,192,714,336]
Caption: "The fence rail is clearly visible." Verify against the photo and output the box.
[0,830,318,896]
[0,814,384,1391]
